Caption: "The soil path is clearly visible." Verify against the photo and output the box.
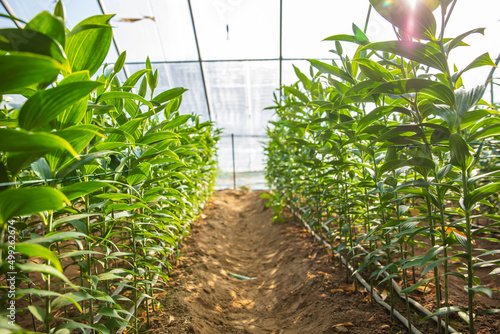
[149,190,404,334]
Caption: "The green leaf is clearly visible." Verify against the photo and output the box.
[352,58,394,82]
[421,257,449,276]
[54,1,65,21]
[53,213,102,228]
[403,157,435,171]
[379,159,405,176]
[433,104,456,130]
[419,245,444,269]
[335,41,343,56]
[0,162,9,191]
[95,193,138,201]
[15,243,62,272]
[96,307,125,319]
[65,15,114,76]
[114,50,126,73]
[436,164,452,181]
[93,323,111,334]
[465,182,500,211]
[368,79,455,106]
[137,132,179,145]
[400,277,434,294]
[453,230,469,250]
[446,28,485,53]
[352,23,370,45]
[51,291,93,309]
[455,85,485,118]
[284,86,309,103]
[28,305,47,323]
[0,129,78,159]
[0,187,69,225]
[293,65,312,90]
[459,52,496,76]
[16,288,62,298]
[105,118,144,143]
[0,28,65,64]
[377,124,422,142]
[97,269,127,281]
[361,41,448,72]
[449,133,471,168]
[98,91,154,111]
[370,0,436,40]
[60,181,114,201]
[105,202,151,213]
[163,114,193,130]
[152,87,188,104]
[127,162,151,186]
[138,76,148,97]
[423,0,440,11]
[122,69,151,92]
[308,59,355,84]
[0,13,27,26]
[356,106,408,133]
[18,81,103,131]
[323,34,358,44]
[0,53,62,94]
[55,71,92,128]
[17,262,71,284]
[55,150,114,178]
[58,250,102,259]
[25,11,66,48]
[31,158,51,180]
[52,320,93,334]
[24,231,87,245]
[46,124,103,171]
[469,123,500,141]
[477,308,500,315]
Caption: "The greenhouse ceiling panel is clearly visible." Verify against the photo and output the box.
[1,0,500,173]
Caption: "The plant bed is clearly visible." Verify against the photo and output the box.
[264,1,500,332]
[0,3,219,333]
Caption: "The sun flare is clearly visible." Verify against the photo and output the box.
[407,0,419,9]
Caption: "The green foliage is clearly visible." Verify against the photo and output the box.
[265,2,500,332]
[0,3,219,333]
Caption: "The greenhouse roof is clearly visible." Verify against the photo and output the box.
[1,0,500,179]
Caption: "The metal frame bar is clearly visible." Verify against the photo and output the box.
[279,0,283,98]
[187,0,213,121]
[0,0,22,28]
[97,0,129,79]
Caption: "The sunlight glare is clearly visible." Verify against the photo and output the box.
[407,0,419,9]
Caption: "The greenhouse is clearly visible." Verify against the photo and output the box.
[1,0,500,333]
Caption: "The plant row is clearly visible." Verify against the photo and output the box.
[265,1,500,333]
[0,3,219,334]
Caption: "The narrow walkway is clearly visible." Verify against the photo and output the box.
[149,190,403,334]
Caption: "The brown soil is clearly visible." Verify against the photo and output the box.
[148,190,406,334]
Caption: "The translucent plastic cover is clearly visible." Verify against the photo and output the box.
[1,0,500,189]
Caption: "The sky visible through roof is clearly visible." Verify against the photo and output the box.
[1,0,500,187]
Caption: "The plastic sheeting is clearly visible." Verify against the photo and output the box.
[1,0,500,189]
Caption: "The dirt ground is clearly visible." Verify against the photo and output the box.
[148,190,407,334]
